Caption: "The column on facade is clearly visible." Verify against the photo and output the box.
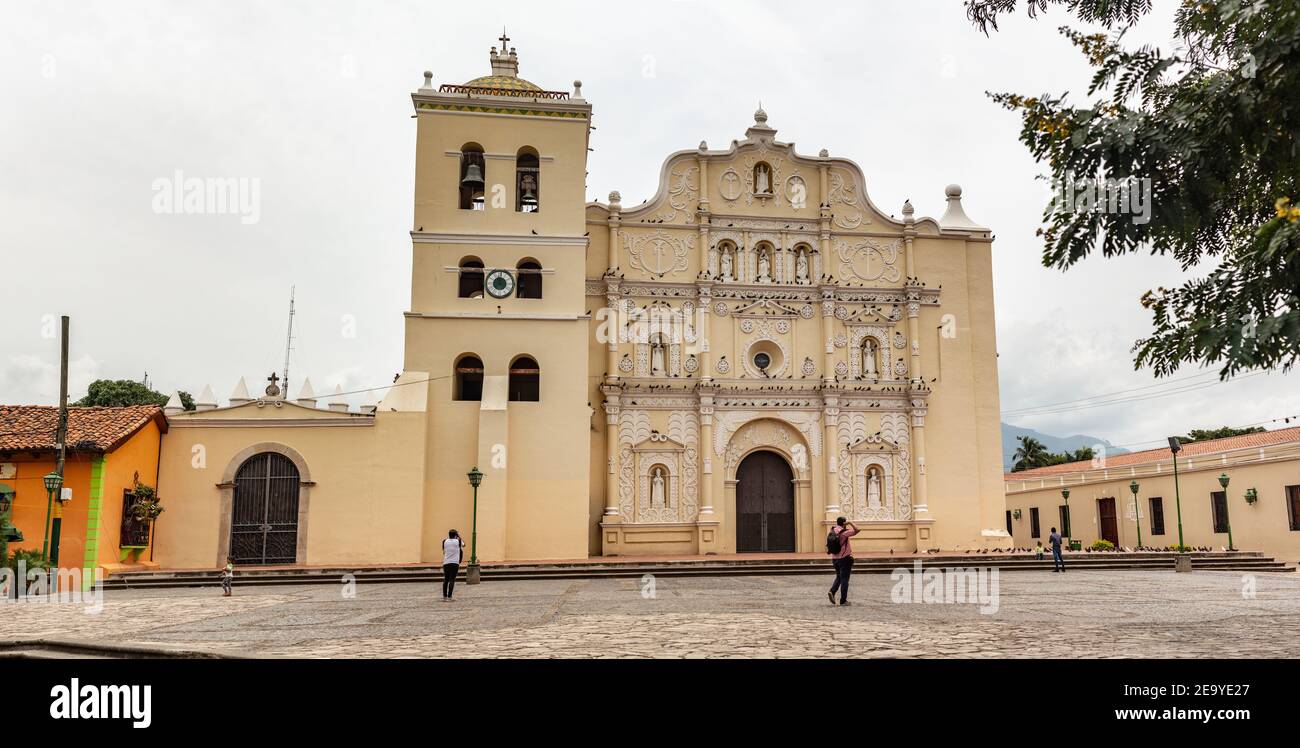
[607,191,621,272]
[823,398,841,516]
[603,394,621,519]
[698,392,715,516]
[740,229,750,283]
[902,202,930,516]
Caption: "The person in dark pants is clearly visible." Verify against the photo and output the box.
[827,517,860,606]
[442,529,465,601]
[1048,527,1065,573]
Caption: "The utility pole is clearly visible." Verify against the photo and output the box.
[45,316,70,569]
[282,286,296,397]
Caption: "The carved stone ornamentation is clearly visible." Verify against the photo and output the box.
[893,332,907,349]
[835,238,903,285]
[625,230,695,278]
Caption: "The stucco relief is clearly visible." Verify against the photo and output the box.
[835,238,902,284]
[618,410,699,524]
[713,410,821,460]
[836,411,913,521]
[847,325,894,380]
[625,230,694,278]
[651,164,699,224]
[827,169,865,229]
[722,418,807,477]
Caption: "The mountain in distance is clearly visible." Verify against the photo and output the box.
[1000,422,1129,472]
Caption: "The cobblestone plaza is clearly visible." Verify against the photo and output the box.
[4,569,1298,658]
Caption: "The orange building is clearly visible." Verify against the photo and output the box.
[0,405,167,580]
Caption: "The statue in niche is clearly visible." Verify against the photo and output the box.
[867,468,882,509]
[796,250,809,284]
[757,249,771,283]
[755,163,771,194]
[862,339,879,378]
[651,336,666,376]
[720,247,733,280]
[651,467,667,508]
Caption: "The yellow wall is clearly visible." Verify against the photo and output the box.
[1005,444,1300,563]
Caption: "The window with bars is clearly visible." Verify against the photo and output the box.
[1149,497,1166,535]
[119,490,151,547]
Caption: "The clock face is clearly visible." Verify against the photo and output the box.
[484,269,515,299]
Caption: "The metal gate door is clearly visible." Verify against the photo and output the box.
[230,452,300,565]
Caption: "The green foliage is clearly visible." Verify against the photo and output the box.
[6,549,49,573]
[1010,436,1097,471]
[75,380,195,410]
[128,482,164,522]
[1176,426,1266,444]
[1090,539,1116,551]
[968,0,1300,378]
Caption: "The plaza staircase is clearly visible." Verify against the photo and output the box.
[101,550,1293,590]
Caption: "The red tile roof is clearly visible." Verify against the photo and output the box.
[0,405,166,453]
[1004,425,1300,481]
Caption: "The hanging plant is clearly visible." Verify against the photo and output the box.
[130,481,164,522]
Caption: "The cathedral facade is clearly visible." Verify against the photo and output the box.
[151,39,1008,569]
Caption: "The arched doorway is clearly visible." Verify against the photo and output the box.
[735,450,795,553]
[230,452,301,565]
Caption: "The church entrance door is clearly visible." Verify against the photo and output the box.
[735,450,795,553]
[230,452,301,565]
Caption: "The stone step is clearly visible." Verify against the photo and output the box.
[102,554,1293,589]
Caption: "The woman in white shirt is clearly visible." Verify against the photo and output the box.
[442,529,465,601]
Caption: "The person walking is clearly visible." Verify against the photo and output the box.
[827,517,859,606]
[1048,526,1065,573]
[442,529,465,601]
[221,556,234,597]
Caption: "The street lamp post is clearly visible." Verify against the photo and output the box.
[1060,488,1071,545]
[466,467,483,585]
[40,471,63,563]
[1167,438,1186,552]
[1129,480,1142,550]
[1218,472,1234,551]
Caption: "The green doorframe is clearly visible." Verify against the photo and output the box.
[80,456,106,592]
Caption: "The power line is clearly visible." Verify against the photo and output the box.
[1002,369,1223,414]
[1003,371,1268,417]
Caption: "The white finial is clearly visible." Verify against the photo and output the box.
[938,183,987,230]
[296,377,318,407]
[819,148,829,158]
[754,103,768,125]
[902,199,915,224]
[229,377,251,406]
[608,190,622,211]
[328,384,349,413]
[196,384,218,411]
[572,80,583,99]
[163,391,184,416]
[421,70,433,90]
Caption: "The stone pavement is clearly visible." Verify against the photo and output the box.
[2,569,1298,658]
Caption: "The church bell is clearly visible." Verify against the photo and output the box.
[462,162,484,187]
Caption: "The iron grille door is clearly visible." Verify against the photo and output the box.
[231,453,300,565]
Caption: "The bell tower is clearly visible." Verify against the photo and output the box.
[402,37,594,564]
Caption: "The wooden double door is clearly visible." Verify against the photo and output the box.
[1097,497,1120,546]
[736,451,795,553]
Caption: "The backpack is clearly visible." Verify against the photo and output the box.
[826,529,842,555]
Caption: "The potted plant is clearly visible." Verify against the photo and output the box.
[129,482,164,522]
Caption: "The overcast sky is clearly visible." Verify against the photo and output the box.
[2,0,1296,450]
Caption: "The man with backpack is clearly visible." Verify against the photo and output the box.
[827,517,860,606]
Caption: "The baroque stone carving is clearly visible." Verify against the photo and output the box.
[835,238,903,284]
[625,230,695,278]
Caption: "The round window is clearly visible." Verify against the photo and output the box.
[753,352,772,370]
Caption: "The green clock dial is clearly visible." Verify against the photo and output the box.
[485,269,515,299]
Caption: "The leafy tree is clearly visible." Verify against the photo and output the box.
[1066,446,1096,463]
[1177,425,1266,444]
[968,0,1300,378]
[75,380,195,410]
